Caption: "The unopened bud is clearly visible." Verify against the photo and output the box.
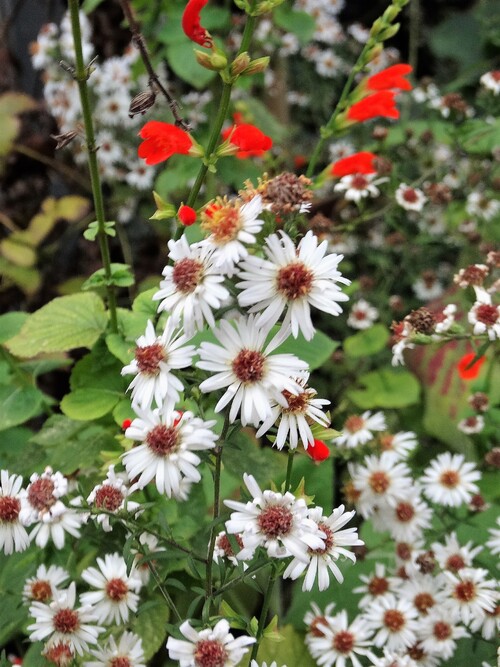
[242,56,270,76]
[195,49,227,71]
[366,43,383,63]
[231,52,251,76]
[129,89,156,118]
[370,17,384,37]
[379,23,400,41]
[382,5,401,23]
[50,130,78,150]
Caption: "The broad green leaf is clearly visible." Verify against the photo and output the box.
[0,92,37,159]
[0,549,38,644]
[0,427,46,475]
[133,288,159,317]
[154,154,201,198]
[273,6,316,44]
[217,157,264,191]
[0,312,28,343]
[70,340,126,392]
[6,293,108,357]
[0,386,45,431]
[117,308,151,340]
[106,333,135,364]
[255,625,316,667]
[0,232,36,267]
[344,324,390,359]
[347,368,420,409]
[133,597,169,660]
[61,388,121,420]
[0,257,41,294]
[166,41,217,89]
[275,330,340,370]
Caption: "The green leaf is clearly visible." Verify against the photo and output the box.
[82,263,134,290]
[344,324,390,358]
[6,293,108,357]
[166,41,217,89]
[0,386,45,431]
[0,312,28,343]
[0,427,47,475]
[132,288,159,317]
[133,597,169,660]
[0,93,37,160]
[106,333,135,364]
[154,154,201,198]
[457,118,500,154]
[117,308,151,340]
[256,625,316,667]
[347,368,420,409]
[61,388,121,420]
[70,340,126,392]
[273,6,316,44]
[0,232,37,267]
[0,257,41,295]
[275,329,340,370]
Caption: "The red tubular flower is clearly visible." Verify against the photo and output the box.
[178,205,197,226]
[307,439,330,462]
[182,0,213,48]
[366,64,413,92]
[138,121,194,165]
[222,123,273,159]
[331,151,377,177]
[347,91,400,122]
[457,352,486,380]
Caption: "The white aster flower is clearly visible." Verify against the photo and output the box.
[224,473,325,561]
[199,195,265,274]
[197,315,308,427]
[369,650,419,667]
[412,275,444,301]
[353,564,395,607]
[283,504,363,591]
[443,567,497,625]
[399,573,448,618]
[378,431,418,459]
[347,299,379,330]
[304,602,337,637]
[23,564,70,604]
[486,517,500,555]
[395,184,427,212]
[420,608,470,662]
[363,593,420,652]
[256,375,330,450]
[80,553,142,626]
[87,465,141,532]
[237,230,350,341]
[466,191,500,221]
[305,610,376,667]
[372,487,432,542]
[334,173,387,202]
[468,292,500,340]
[0,470,29,555]
[420,453,481,507]
[125,160,155,191]
[431,531,483,572]
[468,602,500,640]
[121,319,195,410]
[480,70,500,95]
[458,414,485,434]
[154,235,231,337]
[166,619,255,667]
[28,582,103,655]
[84,631,145,667]
[434,304,457,333]
[122,407,217,498]
[334,411,387,448]
[213,531,244,566]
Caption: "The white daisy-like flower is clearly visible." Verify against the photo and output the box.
[486,517,500,555]
[480,70,500,95]
[283,504,363,591]
[87,465,141,532]
[154,235,231,337]
[347,299,379,330]
[95,130,123,166]
[466,191,500,221]
[349,452,412,518]
[363,593,420,652]
[468,292,500,340]
[334,173,387,203]
[199,195,265,274]
[28,582,103,655]
[197,315,308,427]
[353,563,395,607]
[84,631,146,667]
[369,650,419,667]
[431,532,483,573]
[334,411,387,448]
[378,431,418,459]
[372,487,432,542]
[125,160,155,191]
[23,564,70,604]
[224,473,325,562]
[166,619,255,667]
[420,453,481,507]
[20,467,83,549]
[236,230,350,341]
[399,573,448,618]
[250,661,286,667]
[80,553,142,626]
[304,602,337,637]
[395,184,427,212]
[458,414,485,434]
[434,304,457,333]
[418,609,469,659]
[122,407,217,498]
[213,531,244,566]
[468,602,500,640]
[412,275,444,301]
[443,567,497,625]
[256,375,330,450]
[121,319,196,410]
[0,470,30,555]
[305,609,376,667]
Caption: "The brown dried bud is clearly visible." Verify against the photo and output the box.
[372,125,388,140]
[441,92,468,114]
[359,275,375,291]
[309,213,332,236]
[487,250,500,268]
[454,264,489,288]
[491,177,500,191]
[424,182,452,205]
[420,129,434,144]
[469,493,487,512]
[50,130,78,150]
[468,392,490,413]
[389,295,404,312]
[352,544,367,560]
[485,448,500,468]
[415,550,436,574]
[373,155,393,175]
[128,89,157,118]
[406,307,436,335]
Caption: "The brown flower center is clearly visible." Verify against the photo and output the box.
[395,502,415,523]
[446,554,466,571]
[43,641,74,667]
[333,630,354,654]
[216,533,243,558]
[0,495,20,522]
[146,424,180,457]
[30,580,53,602]
[94,485,124,511]
[309,522,333,555]
[232,349,265,383]
[439,470,460,488]
[344,415,365,433]
[135,343,165,375]
[53,608,80,634]
[453,580,476,602]
[282,388,309,414]
[276,262,313,301]
[257,504,293,538]
[172,258,204,294]
[309,616,328,637]
[475,304,498,326]
[414,592,435,614]
[433,621,452,640]
[194,639,228,667]
[105,577,129,601]
[28,478,56,511]
[396,542,412,561]
[350,174,370,190]
[403,188,419,203]
[368,576,389,596]
[110,658,131,667]
[379,434,394,451]
[368,471,390,494]
[201,202,241,243]
[383,609,405,632]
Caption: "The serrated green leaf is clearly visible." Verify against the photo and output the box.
[0,385,45,431]
[344,324,390,358]
[70,341,125,392]
[0,257,41,294]
[132,287,158,317]
[166,41,217,89]
[5,293,108,357]
[61,388,121,420]
[347,368,420,409]
[0,312,28,343]
[133,598,170,660]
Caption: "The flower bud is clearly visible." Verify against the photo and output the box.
[178,204,197,226]
[194,49,228,71]
[128,89,156,118]
[230,52,251,76]
[50,130,78,150]
[242,56,270,76]
[379,23,400,41]
[382,4,401,23]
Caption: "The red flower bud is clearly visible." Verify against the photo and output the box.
[122,419,132,430]
[457,352,486,380]
[331,151,377,177]
[178,205,197,226]
[138,121,194,165]
[347,91,400,122]
[307,439,330,462]
[221,123,273,159]
[366,64,413,92]
[182,0,213,48]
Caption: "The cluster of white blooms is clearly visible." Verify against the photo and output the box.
[30,11,155,195]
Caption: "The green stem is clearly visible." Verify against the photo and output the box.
[249,567,277,663]
[285,448,295,492]
[68,0,118,333]
[146,558,183,622]
[212,561,270,598]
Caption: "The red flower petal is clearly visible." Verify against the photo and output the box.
[347,91,400,122]
[367,64,413,92]
[138,121,193,165]
[307,439,330,462]
[122,419,132,430]
[182,0,213,48]
[457,352,486,380]
[222,123,273,159]
[178,205,197,226]
[331,151,377,177]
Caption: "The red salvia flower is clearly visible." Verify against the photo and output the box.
[366,64,413,92]
[457,352,486,380]
[331,151,377,177]
[307,439,330,462]
[138,121,194,165]
[222,123,273,159]
[182,0,213,48]
[347,91,400,122]
[178,205,197,226]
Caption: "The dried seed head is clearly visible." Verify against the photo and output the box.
[129,89,157,118]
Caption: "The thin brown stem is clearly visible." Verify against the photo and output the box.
[12,143,92,192]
